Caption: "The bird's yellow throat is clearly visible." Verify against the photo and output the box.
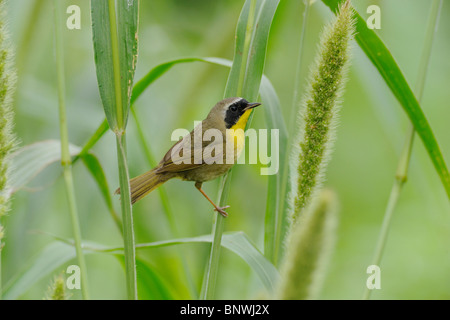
[227,109,253,157]
[231,109,252,131]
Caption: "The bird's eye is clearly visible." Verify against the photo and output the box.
[230,105,238,112]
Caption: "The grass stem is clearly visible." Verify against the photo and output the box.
[53,0,89,300]
[201,0,257,300]
[362,0,443,300]
[116,133,137,300]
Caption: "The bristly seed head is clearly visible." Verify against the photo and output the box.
[290,0,355,221]
[0,0,18,240]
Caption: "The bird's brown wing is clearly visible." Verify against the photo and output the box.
[156,126,225,174]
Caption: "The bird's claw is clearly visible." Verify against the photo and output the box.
[214,205,230,217]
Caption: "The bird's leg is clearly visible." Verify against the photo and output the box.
[195,182,229,217]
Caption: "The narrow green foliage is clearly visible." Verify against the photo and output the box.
[44,274,68,300]
[362,0,443,300]
[322,0,450,199]
[292,0,354,219]
[53,0,89,299]
[277,189,338,300]
[91,0,140,299]
[91,0,139,133]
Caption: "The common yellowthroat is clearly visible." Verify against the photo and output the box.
[118,97,261,217]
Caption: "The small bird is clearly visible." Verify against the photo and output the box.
[118,97,261,217]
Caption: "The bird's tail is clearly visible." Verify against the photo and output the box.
[115,169,167,204]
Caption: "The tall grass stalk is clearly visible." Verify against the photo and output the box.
[91,0,139,299]
[362,0,443,300]
[290,0,354,221]
[53,0,89,299]
[0,0,16,299]
[115,133,136,299]
[201,0,257,300]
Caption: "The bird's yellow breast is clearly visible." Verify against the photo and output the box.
[226,109,252,158]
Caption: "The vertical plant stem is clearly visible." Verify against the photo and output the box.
[362,0,442,300]
[103,0,138,299]
[201,0,257,300]
[201,171,232,300]
[116,133,137,300]
[53,0,89,300]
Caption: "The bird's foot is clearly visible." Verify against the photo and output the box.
[214,205,230,217]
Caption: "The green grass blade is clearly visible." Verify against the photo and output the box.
[322,0,450,198]
[2,241,76,299]
[202,0,281,300]
[362,0,443,300]
[8,140,122,233]
[2,240,175,300]
[90,0,117,131]
[54,0,89,299]
[90,232,280,293]
[8,140,80,194]
[90,0,139,132]
[81,153,122,232]
[74,120,109,162]
[91,0,140,299]
[115,256,177,300]
[2,230,279,299]
[259,76,288,264]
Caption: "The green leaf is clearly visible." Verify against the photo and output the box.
[224,0,280,101]
[259,76,288,264]
[115,255,176,300]
[91,232,280,293]
[202,0,281,300]
[90,0,139,132]
[322,0,450,198]
[81,153,122,231]
[2,240,175,300]
[8,140,80,195]
[2,241,75,299]
[9,140,121,231]
[3,231,279,299]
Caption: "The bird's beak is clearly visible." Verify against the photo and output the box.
[244,102,261,111]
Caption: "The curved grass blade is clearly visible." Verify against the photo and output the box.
[91,231,280,293]
[2,241,75,299]
[8,140,80,195]
[9,140,121,231]
[322,0,450,198]
[115,255,176,300]
[203,0,281,300]
[2,241,175,300]
[259,76,288,265]
[81,153,122,231]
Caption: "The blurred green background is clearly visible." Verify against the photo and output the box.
[3,0,450,299]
